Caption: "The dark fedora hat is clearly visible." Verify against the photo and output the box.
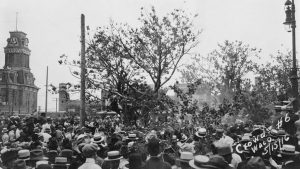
[30,149,48,161]
[1,150,18,164]
[195,128,207,138]
[13,159,28,169]
[251,128,263,136]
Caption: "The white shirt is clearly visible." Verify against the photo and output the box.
[231,153,242,169]
[78,158,102,169]
[41,133,52,143]
[41,123,50,133]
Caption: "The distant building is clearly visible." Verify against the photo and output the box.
[0,31,39,115]
[58,82,107,115]
[58,83,70,111]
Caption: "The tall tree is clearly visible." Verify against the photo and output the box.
[255,50,294,101]
[181,40,260,101]
[117,7,201,92]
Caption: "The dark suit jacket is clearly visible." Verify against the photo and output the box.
[144,156,172,169]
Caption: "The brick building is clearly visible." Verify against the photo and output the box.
[0,31,39,115]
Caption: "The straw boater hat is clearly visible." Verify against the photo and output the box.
[205,155,231,169]
[54,157,68,164]
[280,144,300,155]
[92,134,105,144]
[195,128,207,138]
[105,151,123,161]
[18,149,30,161]
[177,152,194,162]
[180,143,195,154]
[127,133,138,140]
[269,129,278,138]
[277,129,286,137]
[36,160,49,168]
[189,155,210,169]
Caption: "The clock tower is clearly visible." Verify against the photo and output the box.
[0,31,39,115]
[4,31,30,69]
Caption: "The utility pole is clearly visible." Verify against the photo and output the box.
[284,0,298,112]
[45,66,48,114]
[80,14,86,127]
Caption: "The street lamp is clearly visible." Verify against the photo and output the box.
[284,0,298,112]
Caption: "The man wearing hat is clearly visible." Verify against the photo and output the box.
[1,150,18,169]
[41,128,52,143]
[214,141,235,168]
[51,157,70,169]
[188,155,210,169]
[12,159,29,169]
[144,138,171,169]
[17,149,32,168]
[102,151,123,169]
[29,149,49,168]
[78,144,102,169]
[177,151,193,169]
[194,128,210,155]
[280,144,300,169]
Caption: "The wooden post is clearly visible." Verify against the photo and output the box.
[80,14,86,127]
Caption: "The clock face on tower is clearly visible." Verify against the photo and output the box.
[8,37,18,46]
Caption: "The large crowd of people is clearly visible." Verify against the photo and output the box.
[0,113,299,169]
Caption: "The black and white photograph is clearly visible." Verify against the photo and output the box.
[1,0,300,169]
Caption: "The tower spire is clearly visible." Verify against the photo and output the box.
[16,12,18,31]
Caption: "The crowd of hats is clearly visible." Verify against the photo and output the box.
[0,114,300,169]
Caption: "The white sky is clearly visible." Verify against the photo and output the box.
[0,0,299,111]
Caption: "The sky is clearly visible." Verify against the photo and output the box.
[0,0,299,111]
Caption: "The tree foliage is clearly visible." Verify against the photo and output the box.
[118,7,201,92]
[57,6,200,125]
[181,40,260,101]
